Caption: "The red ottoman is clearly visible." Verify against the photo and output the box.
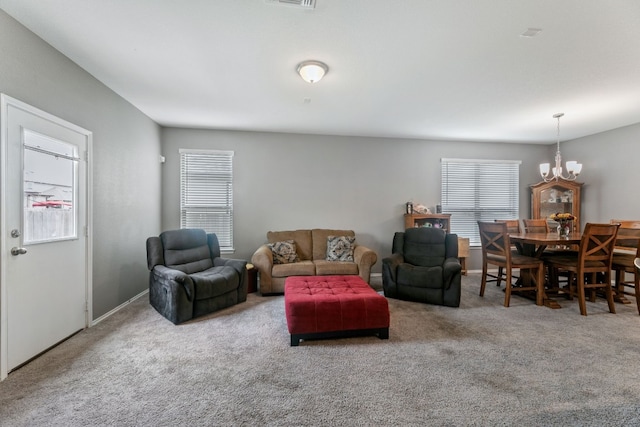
[285,275,390,346]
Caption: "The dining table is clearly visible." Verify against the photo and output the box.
[508,231,582,308]
[509,231,581,257]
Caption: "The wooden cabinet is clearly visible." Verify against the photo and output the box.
[531,179,583,232]
[404,213,451,232]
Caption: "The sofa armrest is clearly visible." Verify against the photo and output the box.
[251,244,274,293]
[354,244,377,284]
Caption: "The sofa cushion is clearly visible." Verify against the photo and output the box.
[314,260,359,276]
[190,266,240,300]
[267,230,312,260]
[312,229,355,261]
[268,240,300,264]
[326,235,356,261]
[272,261,316,277]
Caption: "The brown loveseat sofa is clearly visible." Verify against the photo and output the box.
[251,229,377,295]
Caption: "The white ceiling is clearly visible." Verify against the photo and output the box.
[1,0,640,144]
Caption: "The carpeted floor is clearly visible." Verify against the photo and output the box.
[1,274,640,426]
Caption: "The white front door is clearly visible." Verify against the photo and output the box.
[1,95,92,379]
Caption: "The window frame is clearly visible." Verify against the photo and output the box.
[179,148,234,252]
[440,158,521,246]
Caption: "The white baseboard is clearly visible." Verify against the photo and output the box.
[91,289,149,326]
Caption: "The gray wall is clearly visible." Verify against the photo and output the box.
[161,128,551,272]
[3,5,638,317]
[0,10,162,319]
[560,122,640,223]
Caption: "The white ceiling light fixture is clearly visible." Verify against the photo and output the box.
[265,0,316,9]
[297,60,328,83]
[539,113,582,182]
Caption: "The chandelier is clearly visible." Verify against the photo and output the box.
[539,113,582,182]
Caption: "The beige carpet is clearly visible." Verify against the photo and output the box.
[1,274,640,426]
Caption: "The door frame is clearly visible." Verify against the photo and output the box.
[0,94,93,380]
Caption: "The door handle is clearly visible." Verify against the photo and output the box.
[11,247,27,256]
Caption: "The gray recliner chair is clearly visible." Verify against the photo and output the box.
[382,227,462,307]
[146,228,247,324]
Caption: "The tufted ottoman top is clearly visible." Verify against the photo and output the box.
[284,275,390,335]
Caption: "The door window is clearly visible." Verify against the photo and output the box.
[22,129,78,244]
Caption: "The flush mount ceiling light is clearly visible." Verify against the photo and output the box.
[539,113,583,182]
[297,60,328,83]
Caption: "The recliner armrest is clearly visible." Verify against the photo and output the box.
[382,253,403,268]
[381,253,404,298]
[151,265,194,301]
[214,257,247,274]
[214,257,248,301]
[443,257,462,288]
[382,253,404,282]
[153,265,189,282]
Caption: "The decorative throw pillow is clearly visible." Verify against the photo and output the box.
[268,240,299,265]
[326,235,356,262]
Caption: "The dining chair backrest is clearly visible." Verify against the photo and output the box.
[478,220,545,307]
[577,223,619,270]
[478,221,511,260]
[610,220,640,255]
[494,219,521,234]
[523,218,549,233]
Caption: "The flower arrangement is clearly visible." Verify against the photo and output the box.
[549,212,576,222]
[550,212,575,237]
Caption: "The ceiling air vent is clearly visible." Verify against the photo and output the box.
[265,0,316,9]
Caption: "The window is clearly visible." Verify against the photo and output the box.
[23,129,78,244]
[180,149,234,251]
[441,158,520,246]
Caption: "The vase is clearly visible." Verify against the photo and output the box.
[557,222,570,237]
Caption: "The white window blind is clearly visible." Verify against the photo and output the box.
[180,149,234,251]
[441,158,520,246]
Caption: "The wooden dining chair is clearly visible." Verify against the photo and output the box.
[523,218,549,233]
[635,258,640,314]
[523,218,573,285]
[492,219,522,287]
[523,218,562,286]
[495,219,522,234]
[478,221,545,307]
[545,223,620,316]
[610,219,640,313]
